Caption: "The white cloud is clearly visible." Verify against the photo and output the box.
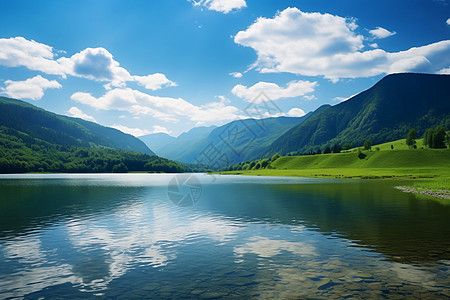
[110,124,151,137]
[303,94,317,101]
[2,75,61,100]
[133,73,177,90]
[286,107,306,117]
[333,93,358,102]
[234,8,450,81]
[229,72,243,78]
[438,66,450,74]
[71,88,241,125]
[231,80,317,102]
[369,26,396,39]
[0,37,67,76]
[152,125,172,135]
[66,107,97,122]
[447,18,450,25]
[333,96,348,102]
[0,37,175,91]
[190,0,246,13]
[58,47,132,88]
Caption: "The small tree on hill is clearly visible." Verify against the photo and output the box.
[332,143,342,153]
[271,153,281,162]
[424,126,447,148]
[323,146,332,154]
[446,132,450,148]
[406,128,417,149]
[364,139,372,151]
[357,148,366,159]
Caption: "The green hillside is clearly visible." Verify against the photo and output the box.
[272,149,449,170]
[219,136,450,183]
[0,97,195,173]
[267,73,450,156]
[0,97,154,155]
[0,126,186,173]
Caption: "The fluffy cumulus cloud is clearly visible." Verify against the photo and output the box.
[234,7,450,81]
[66,107,97,122]
[229,72,243,78]
[133,73,177,90]
[2,75,61,100]
[369,27,396,39]
[447,18,450,25]
[190,0,246,13]
[152,125,172,135]
[110,124,151,137]
[71,88,241,125]
[286,107,306,117]
[231,80,317,102]
[0,37,66,76]
[0,37,176,91]
[58,47,132,87]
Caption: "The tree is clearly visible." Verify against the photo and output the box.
[260,158,270,169]
[424,126,447,148]
[446,132,450,148]
[433,126,446,148]
[271,153,281,162]
[364,139,372,151]
[323,146,332,154]
[112,162,128,173]
[357,148,366,159]
[406,128,417,149]
[332,144,342,153]
[343,143,352,151]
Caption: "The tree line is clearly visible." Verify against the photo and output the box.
[0,127,196,173]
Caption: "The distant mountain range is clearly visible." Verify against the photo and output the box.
[0,97,154,155]
[140,73,449,167]
[140,116,308,166]
[140,125,216,156]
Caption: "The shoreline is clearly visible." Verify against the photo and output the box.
[214,170,449,200]
[394,186,450,200]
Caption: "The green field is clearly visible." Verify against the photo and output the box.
[218,140,450,195]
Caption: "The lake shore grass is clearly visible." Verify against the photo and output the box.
[215,147,450,200]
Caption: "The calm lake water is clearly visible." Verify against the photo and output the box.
[0,173,449,299]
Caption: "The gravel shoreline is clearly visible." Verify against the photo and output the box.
[395,186,450,199]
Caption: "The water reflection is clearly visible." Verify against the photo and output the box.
[0,174,449,299]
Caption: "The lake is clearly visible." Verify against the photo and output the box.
[0,173,449,299]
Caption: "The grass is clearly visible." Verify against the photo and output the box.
[345,138,425,152]
[413,178,450,192]
[216,138,450,198]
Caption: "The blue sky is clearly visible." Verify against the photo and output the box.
[0,0,449,136]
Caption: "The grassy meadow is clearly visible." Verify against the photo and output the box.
[217,138,450,195]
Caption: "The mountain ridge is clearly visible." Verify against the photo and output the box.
[0,97,155,155]
[266,73,450,156]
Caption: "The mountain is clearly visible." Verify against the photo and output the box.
[139,132,176,153]
[152,116,308,167]
[139,126,216,156]
[267,73,450,156]
[0,97,155,155]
